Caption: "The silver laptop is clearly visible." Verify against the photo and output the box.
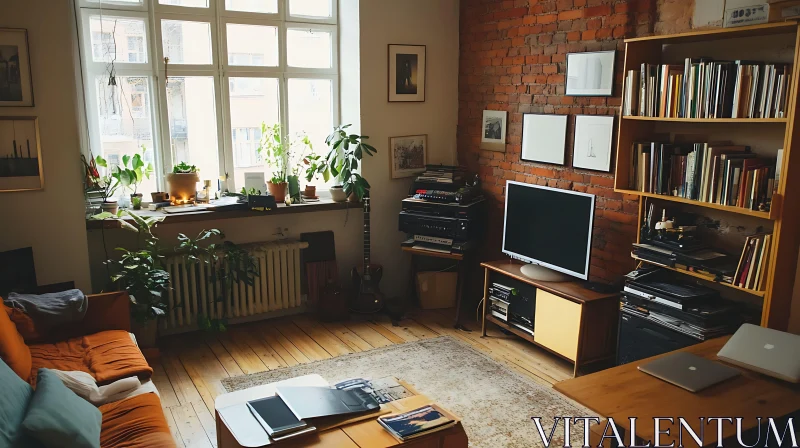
[638,352,740,392]
[718,323,800,383]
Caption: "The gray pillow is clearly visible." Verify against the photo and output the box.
[21,368,102,448]
[0,358,40,448]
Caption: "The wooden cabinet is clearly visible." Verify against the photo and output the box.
[480,260,619,376]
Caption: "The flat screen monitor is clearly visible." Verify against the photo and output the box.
[502,181,595,281]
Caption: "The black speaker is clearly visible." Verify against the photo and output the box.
[617,309,701,366]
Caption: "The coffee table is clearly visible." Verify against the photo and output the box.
[215,374,468,448]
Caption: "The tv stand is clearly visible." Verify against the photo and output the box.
[519,264,570,282]
[481,260,619,376]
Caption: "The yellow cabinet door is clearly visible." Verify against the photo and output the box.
[533,290,582,361]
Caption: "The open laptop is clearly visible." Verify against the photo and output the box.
[717,323,800,383]
[638,352,740,392]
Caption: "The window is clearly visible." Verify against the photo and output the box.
[77,0,338,197]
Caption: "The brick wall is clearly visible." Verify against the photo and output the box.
[457,0,680,284]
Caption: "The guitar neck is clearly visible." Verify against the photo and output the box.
[363,198,370,268]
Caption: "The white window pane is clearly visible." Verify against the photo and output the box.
[166,77,220,186]
[287,29,331,69]
[225,0,278,14]
[229,78,279,189]
[161,20,212,65]
[289,0,331,18]
[89,16,147,64]
[159,0,209,7]
[85,0,142,4]
[226,24,278,67]
[93,76,157,197]
[288,79,332,156]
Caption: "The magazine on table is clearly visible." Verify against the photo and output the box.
[377,404,458,442]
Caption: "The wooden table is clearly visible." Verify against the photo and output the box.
[215,374,468,448]
[554,337,800,446]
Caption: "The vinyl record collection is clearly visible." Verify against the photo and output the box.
[629,142,780,212]
[623,59,792,119]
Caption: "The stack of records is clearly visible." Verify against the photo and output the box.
[378,404,458,442]
[622,269,743,341]
[415,165,464,185]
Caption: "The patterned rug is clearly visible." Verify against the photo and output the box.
[221,336,591,447]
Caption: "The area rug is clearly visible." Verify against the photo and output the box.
[221,336,591,447]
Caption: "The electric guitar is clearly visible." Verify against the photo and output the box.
[351,195,385,313]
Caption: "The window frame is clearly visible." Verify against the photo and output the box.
[77,0,340,193]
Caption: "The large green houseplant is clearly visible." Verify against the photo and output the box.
[324,124,377,202]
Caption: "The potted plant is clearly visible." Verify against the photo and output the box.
[258,123,288,202]
[94,155,122,214]
[303,153,329,198]
[324,124,377,202]
[105,211,169,348]
[240,187,277,212]
[116,146,154,210]
[167,162,199,204]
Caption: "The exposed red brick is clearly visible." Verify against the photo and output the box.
[558,9,583,20]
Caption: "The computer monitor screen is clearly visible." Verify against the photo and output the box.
[502,181,595,280]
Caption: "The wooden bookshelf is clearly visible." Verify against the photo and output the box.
[615,22,800,330]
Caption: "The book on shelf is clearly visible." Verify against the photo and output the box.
[629,141,777,211]
[623,58,792,119]
[377,404,458,442]
[734,234,773,291]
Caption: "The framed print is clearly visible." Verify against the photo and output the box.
[566,50,615,96]
[389,44,426,102]
[0,29,34,107]
[480,110,507,152]
[521,114,568,165]
[0,117,43,192]
[572,115,614,172]
[390,134,427,178]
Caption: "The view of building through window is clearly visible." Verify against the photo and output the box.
[79,0,336,200]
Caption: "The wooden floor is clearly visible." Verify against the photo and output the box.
[155,308,574,448]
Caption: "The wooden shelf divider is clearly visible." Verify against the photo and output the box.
[631,256,767,297]
[613,189,780,220]
[622,116,788,123]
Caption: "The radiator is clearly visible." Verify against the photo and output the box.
[161,240,309,333]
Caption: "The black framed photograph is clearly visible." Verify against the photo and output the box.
[0,29,34,107]
[389,134,427,178]
[480,110,507,152]
[566,50,615,97]
[521,114,568,165]
[0,117,43,192]
[388,44,426,102]
[572,115,614,172]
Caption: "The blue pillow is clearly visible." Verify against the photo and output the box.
[0,358,39,448]
[21,368,102,448]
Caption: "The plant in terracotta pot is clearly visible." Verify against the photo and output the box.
[303,153,329,198]
[259,123,314,203]
[324,124,377,202]
[167,162,200,204]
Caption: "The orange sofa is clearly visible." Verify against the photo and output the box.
[1,291,176,448]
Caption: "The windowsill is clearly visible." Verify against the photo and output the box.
[85,197,361,230]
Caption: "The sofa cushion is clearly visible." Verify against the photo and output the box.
[21,368,102,448]
[28,330,153,387]
[0,358,41,448]
[0,304,32,381]
[99,392,176,448]
[3,304,41,342]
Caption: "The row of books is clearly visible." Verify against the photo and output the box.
[734,234,772,291]
[630,142,779,211]
[623,59,792,119]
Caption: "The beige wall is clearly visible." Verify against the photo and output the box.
[0,0,92,291]
[359,0,460,293]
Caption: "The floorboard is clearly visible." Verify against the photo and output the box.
[158,309,575,446]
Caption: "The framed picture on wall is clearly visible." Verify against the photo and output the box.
[389,134,427,178]
[480,110,507,152]
[566,50,616,96]
[521,114,568,165]
[572,115,614,172]
[0,29,34,107]
[388,44,426,102]
[0,117,43,192]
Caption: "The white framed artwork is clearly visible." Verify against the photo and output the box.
[521,114,568,165]
[566,50,616,96]
[480,110,507,152]
[572,115,614,172]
